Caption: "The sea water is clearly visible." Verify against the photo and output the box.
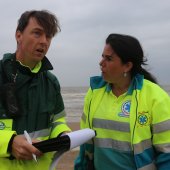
[61,85,170,122]
[61,87,88,122]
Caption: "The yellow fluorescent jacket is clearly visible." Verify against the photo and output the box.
[78,74,170,170]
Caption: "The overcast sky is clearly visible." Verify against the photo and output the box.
[0,0,170,86]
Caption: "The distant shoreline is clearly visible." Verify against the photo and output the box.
[61,85,170,95]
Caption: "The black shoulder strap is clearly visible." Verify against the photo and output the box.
[0,60,7,87]
[0,57,21,118]
[1,56,17,84]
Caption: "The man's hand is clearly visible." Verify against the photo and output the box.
[11,135,43,160]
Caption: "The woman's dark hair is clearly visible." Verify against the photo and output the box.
[106,33,157,83]
[16,10,60,38]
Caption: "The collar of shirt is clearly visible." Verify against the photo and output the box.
[16,60,42,73]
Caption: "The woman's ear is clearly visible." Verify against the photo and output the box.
[125,61,133,72]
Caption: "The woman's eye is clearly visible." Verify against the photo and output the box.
[102,55,112,61]
[107,57,112,61]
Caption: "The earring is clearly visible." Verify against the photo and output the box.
[123,72,127,77]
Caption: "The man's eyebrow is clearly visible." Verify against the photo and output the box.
[32,27,52,37]
[32,27,44,31]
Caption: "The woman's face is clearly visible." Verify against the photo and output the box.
[99,43,131,84]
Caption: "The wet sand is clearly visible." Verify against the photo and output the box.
[56,122,80,170]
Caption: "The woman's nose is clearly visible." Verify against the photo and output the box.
[99,58,104,66]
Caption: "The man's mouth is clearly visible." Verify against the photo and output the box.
[36,48,45,54]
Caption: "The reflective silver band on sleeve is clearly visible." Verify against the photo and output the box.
[27,128,50,139]
[154,143,170,153]
[52,110,66,121]
[152,119,170,134]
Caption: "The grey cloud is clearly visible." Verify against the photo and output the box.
[0,0,170,86]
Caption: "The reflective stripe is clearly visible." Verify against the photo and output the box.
[152,119,170,134]
[53,110,66,121]
[51,121,65,130]
[134,139,152,154]
[154,143,170,153]
[94,138,132,151]
[93,118,130,132]
[28,128,50,139]
[138,162,156,170]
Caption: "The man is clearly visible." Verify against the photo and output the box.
[0,10,71,169]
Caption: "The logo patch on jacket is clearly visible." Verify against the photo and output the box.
[0,119,13,130]
[0,121,5,130]
[118,100,131,117]
[137,111,151,126]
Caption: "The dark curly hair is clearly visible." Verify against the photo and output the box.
[16,10,60,38]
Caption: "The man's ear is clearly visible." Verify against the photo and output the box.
[15,31,22,44]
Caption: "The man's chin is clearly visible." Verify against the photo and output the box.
[34,54,44,60]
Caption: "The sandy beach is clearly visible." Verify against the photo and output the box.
[56,122,80,170]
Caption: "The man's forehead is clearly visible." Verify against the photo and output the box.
[27,17,44,31]
[25,17,52,38]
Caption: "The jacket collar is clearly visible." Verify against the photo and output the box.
[2,53,53,75]
[90,74,144,95]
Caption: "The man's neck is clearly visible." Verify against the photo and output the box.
[16,53,37,69]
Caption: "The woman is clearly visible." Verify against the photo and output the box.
[75,34,170,170]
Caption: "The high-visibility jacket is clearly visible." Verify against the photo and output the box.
[75,74,170,170]
[0,53,71,170]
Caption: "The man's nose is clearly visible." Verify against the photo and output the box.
[40,35,49,44]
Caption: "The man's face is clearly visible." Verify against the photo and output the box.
[15,17,52,63]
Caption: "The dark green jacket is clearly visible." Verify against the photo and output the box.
[0,53,70,164]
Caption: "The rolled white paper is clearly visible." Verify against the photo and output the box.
[67,128,95,149]
[49,128,95,170]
